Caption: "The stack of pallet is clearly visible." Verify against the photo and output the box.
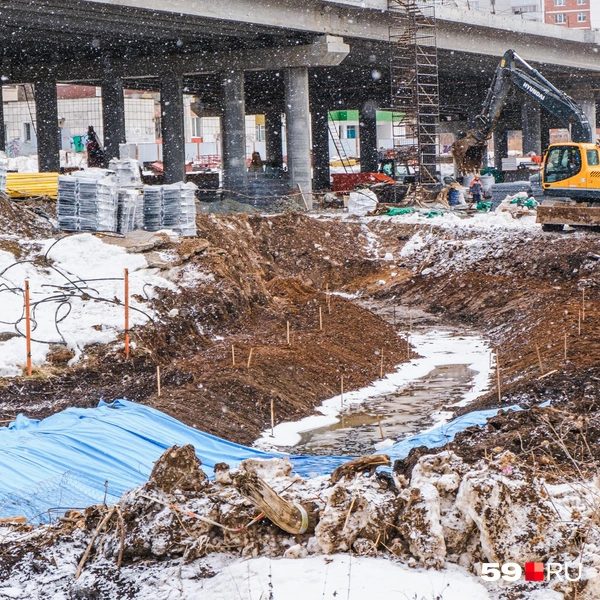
[57,169,119,232]
[142,182,197,237]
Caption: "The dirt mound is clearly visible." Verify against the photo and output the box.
[0,194,56,238]
[2,449,598,598]
[0,213,409,445]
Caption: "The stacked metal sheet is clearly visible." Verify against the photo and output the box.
[179,182,198,237]
[57,169,119,232]
[142,182,197,236]
[108,158,142,189]
[57,177,79,231]
[117,189,142,234]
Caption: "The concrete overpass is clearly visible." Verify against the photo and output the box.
[1,0,600,193]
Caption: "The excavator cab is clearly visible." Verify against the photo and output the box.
[542,143,600,202]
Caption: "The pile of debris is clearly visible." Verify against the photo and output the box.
[2,444,599,598]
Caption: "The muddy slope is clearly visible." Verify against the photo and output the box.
[0,213,408,445]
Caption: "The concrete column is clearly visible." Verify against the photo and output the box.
[521,100,541,156]
[574,96,597,140]
[221,70,247,193]
[160,74,186,184]
[285,67,312,200]
[0,85,5,152]
[310,96,330,190]
[101,76,126,162]
[33,79,60,172]
[359,101,378,173]
[265,108,283,168]
[493,127,508,171]
[540,110,551,155]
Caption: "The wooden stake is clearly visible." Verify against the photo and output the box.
[409,313,413,333]
[231,344,236,366]
[564,333,567,362]
[319,306,323,331]
[270,397,275,437]
[124,268,130,359]
[341,375,344,406]
[24,280,32,376]
[377,416,384,441]
[582,288,586,322]
[286,321,290,345]
[496,349,501,403]
[247,347,254,369]
[380,348,384,379]
[297,183,310,211]
[157,365,161,397]
[535,343,544,374]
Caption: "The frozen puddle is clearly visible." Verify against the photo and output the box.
[255,328,493,456]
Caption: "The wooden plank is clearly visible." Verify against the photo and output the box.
[537,205,600,226]
[235,472,316,534]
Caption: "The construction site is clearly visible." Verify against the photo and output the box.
[1,1,600,599]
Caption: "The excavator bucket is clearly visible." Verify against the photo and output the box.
[451,130,487,174]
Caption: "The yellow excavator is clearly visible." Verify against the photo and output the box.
[452,49,600,231]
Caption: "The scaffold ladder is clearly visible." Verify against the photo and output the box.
[388,0,440,188]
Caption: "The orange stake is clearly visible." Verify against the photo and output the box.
[124,268,130,359]
[25,280,32,376]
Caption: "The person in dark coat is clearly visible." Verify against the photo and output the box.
[85,126,106,168]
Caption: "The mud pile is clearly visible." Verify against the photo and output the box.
[2,446,599,598]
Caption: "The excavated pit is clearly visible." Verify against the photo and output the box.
[2,207,600,598]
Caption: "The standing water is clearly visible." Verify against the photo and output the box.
[255,328,493,456]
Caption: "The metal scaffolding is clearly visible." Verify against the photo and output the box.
[389,0,440,187]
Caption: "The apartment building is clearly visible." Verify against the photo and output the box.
[544,0,591,29]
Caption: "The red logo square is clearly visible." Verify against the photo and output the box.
[525,562,545,581]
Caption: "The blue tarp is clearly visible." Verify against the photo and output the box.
[0,399,522,523]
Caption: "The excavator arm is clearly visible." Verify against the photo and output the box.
[453,49,593,173]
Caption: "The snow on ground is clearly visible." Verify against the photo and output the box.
[255,328,491,449]
[198,555,490,600]
[0,233,175,376]
[0,551,491,600]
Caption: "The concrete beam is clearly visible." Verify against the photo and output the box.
[7,36,350,83]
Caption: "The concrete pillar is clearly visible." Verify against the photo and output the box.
[221,70,247,193]
[359,101,378,173]
[160,74,186,184]
[521,100,541,156]
[101,76,126,162]
[310,96,330,190]
[493,127,508,171]
[33,79,60,172]
[285,67,312,200]
[540,110,551,155]
[574,96,597,140]
[0,85,5,152]
[265,108,283,168]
